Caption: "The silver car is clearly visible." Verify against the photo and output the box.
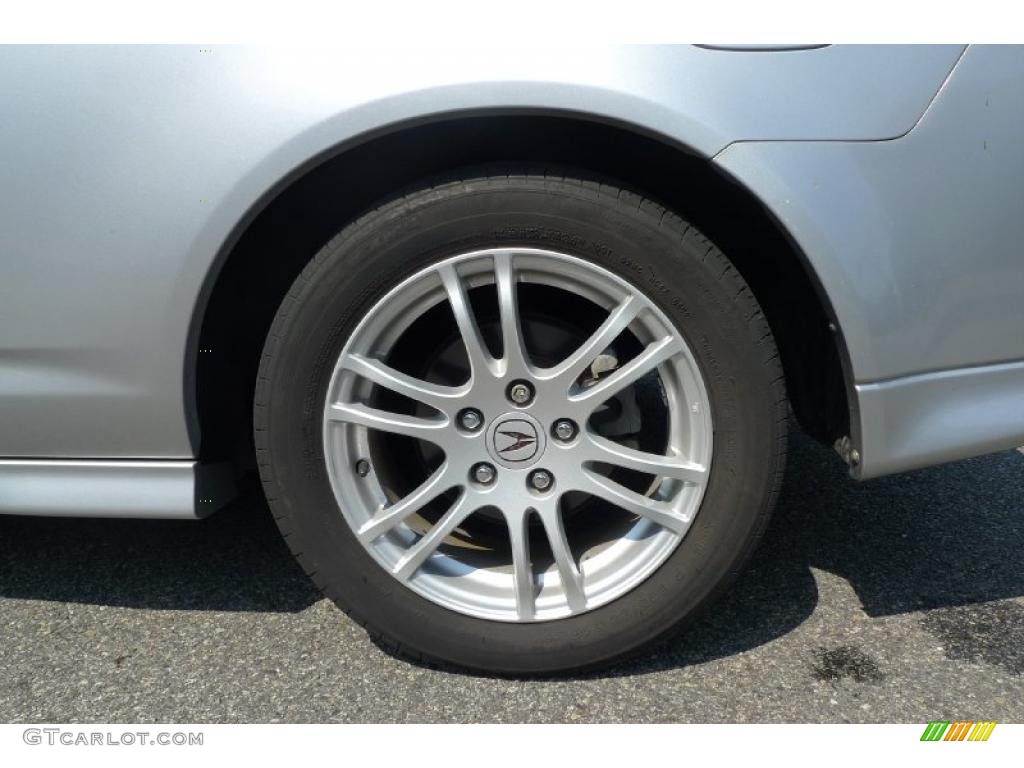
[3,44,1021,674]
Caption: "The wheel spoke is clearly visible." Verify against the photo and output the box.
[341,353,468,412]
[357,463,453,543]
[543,295,639,387]
[535,501,586,613]
[438,263,496,380]
[586,434,707,485]
[494,252,530,373]
[570,335,681,407]
[327,401,448,442]
[506,509,535,620]
[392,491,475,580]
[579,470,691,535]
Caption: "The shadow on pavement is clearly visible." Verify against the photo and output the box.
[1,430,1022,675]
[0,483,320,614]
[598,431,1024,677]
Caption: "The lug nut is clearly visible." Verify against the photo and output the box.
[552,419,577,442]
[528,469,553,492]
[472,463,497,485]
[458,408,483,432]
[507,380,534,405]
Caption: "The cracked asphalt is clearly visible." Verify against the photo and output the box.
[1,430,1022,723]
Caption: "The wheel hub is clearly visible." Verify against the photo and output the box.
[485,412,546,469]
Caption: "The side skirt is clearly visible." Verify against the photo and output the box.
[0,460,235,519]
[855,360,1024,479]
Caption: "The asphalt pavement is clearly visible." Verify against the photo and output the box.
[1,430,1022,723]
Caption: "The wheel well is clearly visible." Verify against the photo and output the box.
[196,114,850,472]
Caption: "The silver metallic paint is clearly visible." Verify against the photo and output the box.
[0,44,961,461]
[715,44,1024,477]
[0,460,232,518]
[855,361,1024,478]
[1,44,1021,514]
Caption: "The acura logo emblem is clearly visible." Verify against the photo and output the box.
[486,415,544,467]
[497,429,537,454]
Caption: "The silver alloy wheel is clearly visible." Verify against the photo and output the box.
[323,248,713,622]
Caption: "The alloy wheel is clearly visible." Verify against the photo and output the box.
[323,248,713,622]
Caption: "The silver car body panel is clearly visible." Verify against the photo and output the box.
[855,361,1024,478]
[0,43,1020,514]
[0,459,232,518]
[716,44,1024,476]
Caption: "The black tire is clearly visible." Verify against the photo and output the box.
[254,168,786,675]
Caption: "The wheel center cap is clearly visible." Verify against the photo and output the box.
[485,412,546,470]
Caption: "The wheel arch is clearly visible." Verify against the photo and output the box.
[189,111,853,473]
